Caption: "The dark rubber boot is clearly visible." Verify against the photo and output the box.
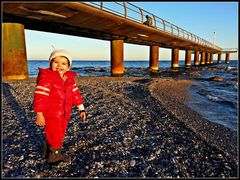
[48,147,71,164]
[41,139,50,159]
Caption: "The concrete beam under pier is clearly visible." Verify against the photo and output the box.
[210,53,213,64]
[225,53,230,64]
[194,51,200,65]
[185,50,192,67]
[217,53,222,64]
[2,23,28,80]
[149,45,159,71]
[206,53,210,64]
[111,39,124,76]
[200,52,206,65]
[171,48,179,68]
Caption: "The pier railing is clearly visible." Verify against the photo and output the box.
[83,2,222,51]
[221,48,238,52]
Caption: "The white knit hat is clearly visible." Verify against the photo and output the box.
[49,49,72,66]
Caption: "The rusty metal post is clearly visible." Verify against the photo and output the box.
[171,48,179,68]
[139,8,144,23]
[152,15,156,28]
[123,2,127,18]
[210,53,213,64]
[149,45,159,71]
[217,53,222,64]
[2,23,28,80]
[111,39,124,76]
[200,52,206,65]
[225,53,230,64]
[194,51,200,65]
[185,50,192,67]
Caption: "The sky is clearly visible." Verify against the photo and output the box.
[24,1,238,61]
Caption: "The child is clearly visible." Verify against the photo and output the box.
[34,49,86,164]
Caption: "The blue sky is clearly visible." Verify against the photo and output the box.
[25,2,238,61]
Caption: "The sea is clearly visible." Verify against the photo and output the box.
[28,60,238,134]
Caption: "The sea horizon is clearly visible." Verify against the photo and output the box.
[27,59,239,61]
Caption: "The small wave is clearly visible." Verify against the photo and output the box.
[225,66,237,71]
[206,94,236,108]
[234,82,238,89]
[206,94,222,102]
[197,89,211,96]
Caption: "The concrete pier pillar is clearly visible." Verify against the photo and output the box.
[225,53,230,64]
[210,53,213,64]
[185,50,192,67]
[111,39,124,76]
[149,45,159,71]
[200,52,206,65]
[194,51,200,65]
[171,48,179,68]
[217,53,222,64]
[2,23,28,80]
[206,53,210,64]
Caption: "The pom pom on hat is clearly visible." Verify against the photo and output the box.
[49,49,72,66]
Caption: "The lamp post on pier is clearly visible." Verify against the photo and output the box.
[212,31,216,45]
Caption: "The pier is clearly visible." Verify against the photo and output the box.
[2,2,238,79]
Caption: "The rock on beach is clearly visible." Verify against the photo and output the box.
[2,77,238,178]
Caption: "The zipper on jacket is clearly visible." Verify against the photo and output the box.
[63,80,66,118]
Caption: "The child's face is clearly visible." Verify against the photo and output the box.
[50,56,70,76]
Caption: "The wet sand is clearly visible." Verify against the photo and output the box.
[2,77,238,178]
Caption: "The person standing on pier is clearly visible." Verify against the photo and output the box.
[143,15,153,26]
[33,49,86,164]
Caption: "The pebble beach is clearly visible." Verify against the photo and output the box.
[2,76,238,178]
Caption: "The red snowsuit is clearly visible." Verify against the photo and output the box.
[34,68,84,148]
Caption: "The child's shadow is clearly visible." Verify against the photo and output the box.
[3,81,43,143]
[2,82,44,176]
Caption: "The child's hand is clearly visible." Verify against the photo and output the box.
[36,112,45,126]
[80,111,87,122]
